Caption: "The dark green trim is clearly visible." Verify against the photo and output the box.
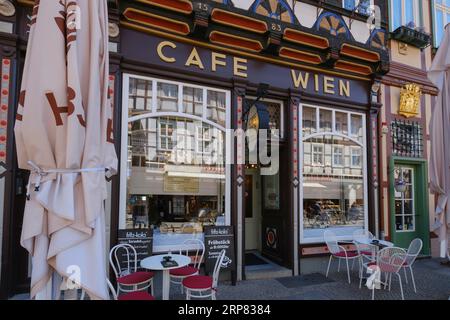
[388,157,430,254]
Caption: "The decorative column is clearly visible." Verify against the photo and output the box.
[289,89,301,276]
[369,80,382,238]
[232,79,247,283]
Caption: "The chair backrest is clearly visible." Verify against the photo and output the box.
[353,229,374,242]
[109,244,138,279]
[212,249,226,288]
[324,230,340,254]
[377,247,407,273]
[405,238,423,265]
[178,239,205,270]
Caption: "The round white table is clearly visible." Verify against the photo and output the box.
[141,254,191,300]
[356,238,394,248]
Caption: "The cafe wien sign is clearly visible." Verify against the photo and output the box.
[121,29,370,105]
[157,41,351,98]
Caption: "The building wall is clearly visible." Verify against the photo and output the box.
[382,0,438,256]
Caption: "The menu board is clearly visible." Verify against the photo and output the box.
[204,226,235,274]
[117,229,153,269]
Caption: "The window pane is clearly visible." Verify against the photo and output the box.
[343,0,357,10]
[207,90,226,127]
[183,86,203,116]
[157,83,178,112]
[129,78,152,115]
[302,107,317,136]
[392,0,402,29]
[436,9,444,46]
[319,109,332,132]
[351,114,363,143]
[405,0,415,26]
[303,133,365,240]
[335,112,348,135]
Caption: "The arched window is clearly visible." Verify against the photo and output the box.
[300,104,368,243]
[119,75,231,247]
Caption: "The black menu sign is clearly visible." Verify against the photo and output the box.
[117,229,153,269]
[204,226,235,274]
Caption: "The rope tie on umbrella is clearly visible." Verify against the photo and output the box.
[26,160,108,200]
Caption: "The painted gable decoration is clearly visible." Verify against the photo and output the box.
[315,12,351,39]
[368,28,388,51]
[250,0,295,24]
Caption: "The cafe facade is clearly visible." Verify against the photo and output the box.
[0,0,393,297]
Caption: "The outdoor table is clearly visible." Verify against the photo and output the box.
[355,238,394,259]
[141,254,191,300]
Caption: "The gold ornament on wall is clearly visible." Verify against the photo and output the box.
[399,83,421,118]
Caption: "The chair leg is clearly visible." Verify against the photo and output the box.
[186,289,190,300]
[326,255,332,278]
[151,280,154,296]
[409,266,417,293]
[345,259,351,284]
[397,273,404,300]
[389,274,392,291]
[212,290,216,301]
[352,259,355,271]
[338,259,341,272]
[403,267,408,284]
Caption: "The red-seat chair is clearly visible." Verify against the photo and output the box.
[324,230,362,284]
[106,278,155,301]
[110,244,154,296]
[182,249,226,300]
[170,239,205,294]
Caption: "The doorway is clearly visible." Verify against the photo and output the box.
[389,159,430,254]
[245,169,262,252]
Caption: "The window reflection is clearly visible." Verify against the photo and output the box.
[124,77,229,235]
[301,106,366,241]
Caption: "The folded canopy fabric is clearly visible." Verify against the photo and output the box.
[428,25,450,259]
[14,0,117,299]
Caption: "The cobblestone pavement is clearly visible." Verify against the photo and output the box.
[9,258,450,300]
[214,258,450,300]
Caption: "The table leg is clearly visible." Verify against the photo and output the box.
[162,270,170,300]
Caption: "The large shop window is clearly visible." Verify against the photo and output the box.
[120,75,231,252]
[300,105,368,243]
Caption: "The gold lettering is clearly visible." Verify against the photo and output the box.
[324,76,335,94]
[339,80,351,97]
[157,41,176,63]
[314,74,319,92]
[185,47,204,70]
[291,70,309,89]
[233,57,248,78]
[212,52,227,72]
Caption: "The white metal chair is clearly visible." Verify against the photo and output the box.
[109,244,154,296]
[182,249,226,300]
[365,246,407,300]
[353,229,377,272]
[400,238,423,293]
[324,230,361,284]
[170,239,205,294]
